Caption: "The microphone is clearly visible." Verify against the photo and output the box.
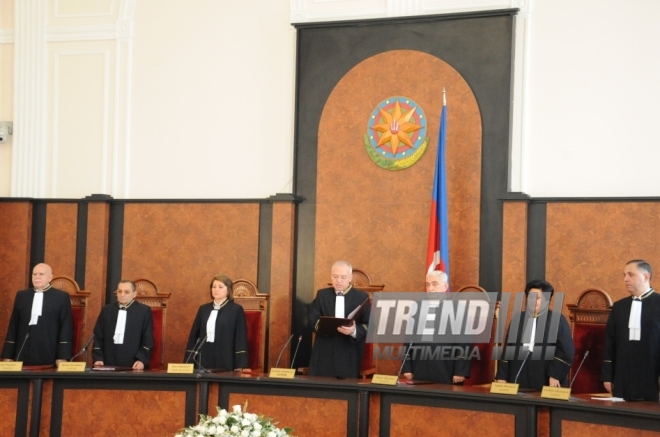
[290,336,303,369]
[570,350,589,388]
[70,335,95,361]
[275,334,294,368]
[16,333,30,362]
[513,350,532,384]
[185,337,202,363]
[397,343,414,380]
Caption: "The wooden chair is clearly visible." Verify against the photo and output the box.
[457,284,498,385]
[233,279,269,372]
[567,288,613,394]
[133,279,171,370]
[51,276,90,361]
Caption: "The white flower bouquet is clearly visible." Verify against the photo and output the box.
[175,403,295,437]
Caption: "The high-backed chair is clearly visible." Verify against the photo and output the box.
[52,276,91,361]
[133,279,171,370]
[567,288,613,394]
[350,269,384,378]
[233,279,269,371]
[457,284,497,386]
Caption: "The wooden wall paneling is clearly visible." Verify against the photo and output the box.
[293,12,516,366]
[121,203,261,365]
[0,202,32,349]
[545,202,660,317]
[268,202,296,370]
[502,201,528,293]
[313,50,481,294]
[44,203,78,278]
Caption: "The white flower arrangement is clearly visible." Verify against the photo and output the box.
[175,402,295,437]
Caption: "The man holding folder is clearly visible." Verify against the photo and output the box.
[308,261,371,378]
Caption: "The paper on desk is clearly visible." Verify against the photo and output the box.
[590,396,625,402]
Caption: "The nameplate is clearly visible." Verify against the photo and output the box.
[268,368,296,379]
[490,382,519,395]
[167,363,194,374]
[541,386,571,401]
[371,374,399,386]
[58,362,86,372]
[0,362,23,372]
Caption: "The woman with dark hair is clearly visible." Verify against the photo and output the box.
[495,279,574,390]
[184,275,249,371]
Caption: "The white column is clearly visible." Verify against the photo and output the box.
[11,0,48,197]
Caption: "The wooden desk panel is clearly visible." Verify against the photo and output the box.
[216,376,361,437]
[229,393,348,437]
[562,421,660,437]
[390,404,514,436]
[60,388,186,436]
[48,373,197,437]
[4,371,660,437]
[0,387,19,437]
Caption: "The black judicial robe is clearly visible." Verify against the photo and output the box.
[496,310,574,390]
[601,291,660,401]
[308,287,371,378]
[92,301,154,368]
[184,301,249,370]
[401,342,472,384]
[1,287,73,365]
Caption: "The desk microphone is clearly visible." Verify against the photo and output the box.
[275,334,294,368]
[396,343,414,380]
[514,350,532,384]
[290,336,302,369]
[16,333,30,362]
[192,335,208,372]
[70,335,95,361]
[185,337,202,363]
[569,350,589,388]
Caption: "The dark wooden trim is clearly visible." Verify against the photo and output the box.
[526,202,546,282]
[29,201,47,273]
[257,203,273,293]
[74,202,88,289]
[105,202,124,304]
[292,8,519,29]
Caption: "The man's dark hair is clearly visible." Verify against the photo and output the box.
[626,259,652,280]
[118,279,136,292]
[524,279,554,297]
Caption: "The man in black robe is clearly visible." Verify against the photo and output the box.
[1,263,73,366]
[308,261,371,378]
[92,280,153,370]
[601,259,660,401]
[402,270,471,384]
[496,279,574,390]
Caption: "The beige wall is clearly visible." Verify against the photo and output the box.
[0,0,659,199]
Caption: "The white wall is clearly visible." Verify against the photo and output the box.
[129,0,296,198]
[522,0,660,197]
[0,0,658,198]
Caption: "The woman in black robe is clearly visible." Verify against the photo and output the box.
[184,275,249,371]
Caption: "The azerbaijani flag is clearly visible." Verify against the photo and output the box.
[426,90,449,281]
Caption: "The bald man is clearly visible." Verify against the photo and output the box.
[1,263,73,366]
